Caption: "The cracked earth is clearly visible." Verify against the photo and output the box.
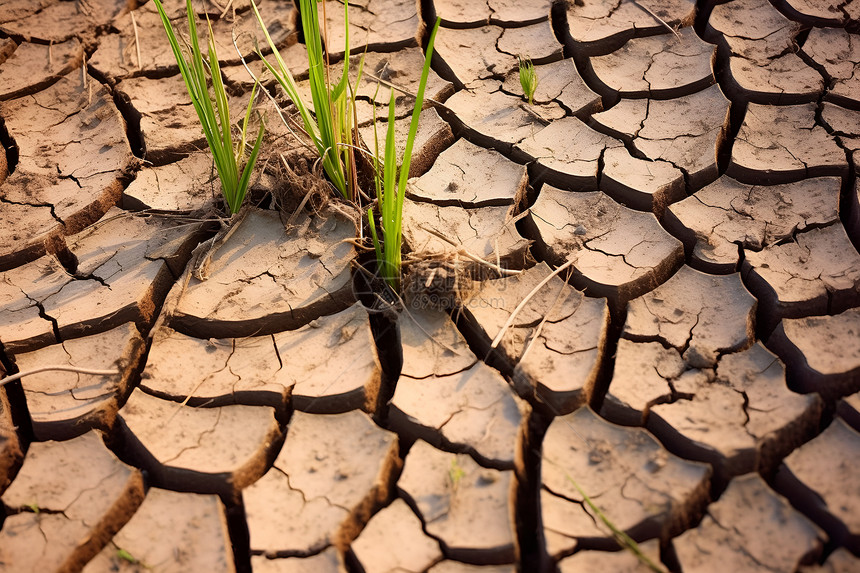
[1,0,859,572]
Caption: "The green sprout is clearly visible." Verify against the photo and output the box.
[116,546,151,569]
[518,56,538,105]
[152,0,266,215]
[116,548,137,564]
[367,17,441,291]
[252,0,363,200]
[448,457,466,486]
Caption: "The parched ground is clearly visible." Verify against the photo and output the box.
[1,0,859,572]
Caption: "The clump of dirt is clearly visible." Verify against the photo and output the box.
[269,145,333,216]
[401,258,474,312]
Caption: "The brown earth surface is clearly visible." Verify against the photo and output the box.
[1,0,859,572]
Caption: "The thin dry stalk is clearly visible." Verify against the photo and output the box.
[131,10,142,70]
[1,366,120,387]
[489,259,574,350]
[415,224,523,277]
[632,0,680,38]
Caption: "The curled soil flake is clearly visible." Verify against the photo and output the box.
[245,410,398,556]
[564,0,697,56]
[0,72,135,269]
[782,0,857,25]
[728,103,849,184]
[767,308,860,400]
[801,27,860,108]
[401,199,532,270]
[516,116,623,190]
[115,74,217,164]
[274,304,382,413]
[150,300,378,414]
[118,389,281,496]
[774,418,860,553]
[600,146,685,216]
[122,152,221,212]
[460,263,610,414]
[170,207,355,338]
[83,488,235,573]
[707,0,821,104]
[141,327,285,409]
[391,308,525,468]
[434,26,511,89]
[541,407,710,556]
[90,1,296,81]
[623,266,757,367]
[590,28,716,99]
[317,0,421,60]
[0,39,84,101]
[742,223,860,332]
[351,498,442,573]
[399,440,516,563]
[0,0,128,43]
[602,338,684,425]
[407,138,527,207]
[593,84,731,189]
[434,0,551,27]
[649,343,822,477]
[501,58,602,116]
[665,175,841,273]
[674,474,824,572]
[0,207,205,353]
[525,187,683,313]
[0,431,144,572]
[444,80,565,152]
[12,322,145,441]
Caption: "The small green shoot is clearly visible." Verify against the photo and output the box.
[116,547,151,569]
[564,473,666,573]
[252,0,360,200]
[151,0,265,214]
[518,56,538,105]
[116,548,137,564]
[448,458,466,487]
[368,17,441,290]
[24,502,39,514]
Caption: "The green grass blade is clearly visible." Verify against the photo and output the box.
[386,16,441,285]
[206,17,239,205]
[367,212,382,263]
[397,17,440,197]
[235,120,266,213]
[380,90,398,286]
[238,80,257,159]
[250,0,322,147]
[564,473,666,573]
[301,0,348,198]
[152,0,264,214]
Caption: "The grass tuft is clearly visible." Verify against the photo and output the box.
[252,0,360,200]
[367,17,441,291]
[152,0,266,215]
[518,55,538,105]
